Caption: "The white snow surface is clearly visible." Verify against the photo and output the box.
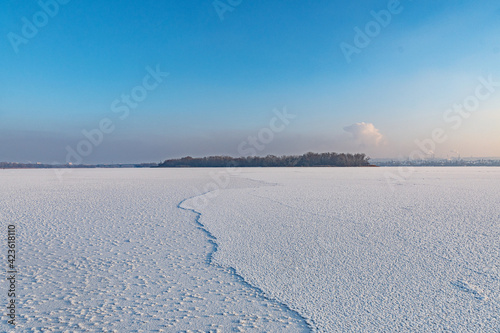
[182,167,500,332]
[1,167,499,332]
[0,169,308,332]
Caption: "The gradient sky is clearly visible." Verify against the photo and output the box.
[1,0,500,163]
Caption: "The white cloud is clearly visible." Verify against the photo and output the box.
[343,122,384,147]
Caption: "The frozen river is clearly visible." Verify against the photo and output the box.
[1,167,499,332]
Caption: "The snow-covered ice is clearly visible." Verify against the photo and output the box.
[0,169,308,332]
[183,167,500,332]
[1,167,499,332]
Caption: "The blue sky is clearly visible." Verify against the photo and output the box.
[1,0,499,163]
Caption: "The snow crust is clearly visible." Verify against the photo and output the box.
[0,169,308,332]
[1,167,499,332]
[183,167,500,332]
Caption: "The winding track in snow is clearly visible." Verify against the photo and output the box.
[178,190,315,331]
[0,169,312,332]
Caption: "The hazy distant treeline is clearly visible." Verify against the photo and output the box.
[158,152,371,168]
[0,162,157,169]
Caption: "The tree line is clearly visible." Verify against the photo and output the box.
[158,152,372,168]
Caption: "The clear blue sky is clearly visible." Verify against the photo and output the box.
[1,0,499,163]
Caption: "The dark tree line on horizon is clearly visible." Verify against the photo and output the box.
[158,152,372,168]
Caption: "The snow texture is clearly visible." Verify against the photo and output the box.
[0,169,308,332]
[1,167,499,332]
[183,167,500,332]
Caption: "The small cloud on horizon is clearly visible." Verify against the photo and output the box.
[343,122,384,147]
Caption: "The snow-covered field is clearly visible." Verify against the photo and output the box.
[1,168,499,332]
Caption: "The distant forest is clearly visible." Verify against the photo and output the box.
[158,152,372,168]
